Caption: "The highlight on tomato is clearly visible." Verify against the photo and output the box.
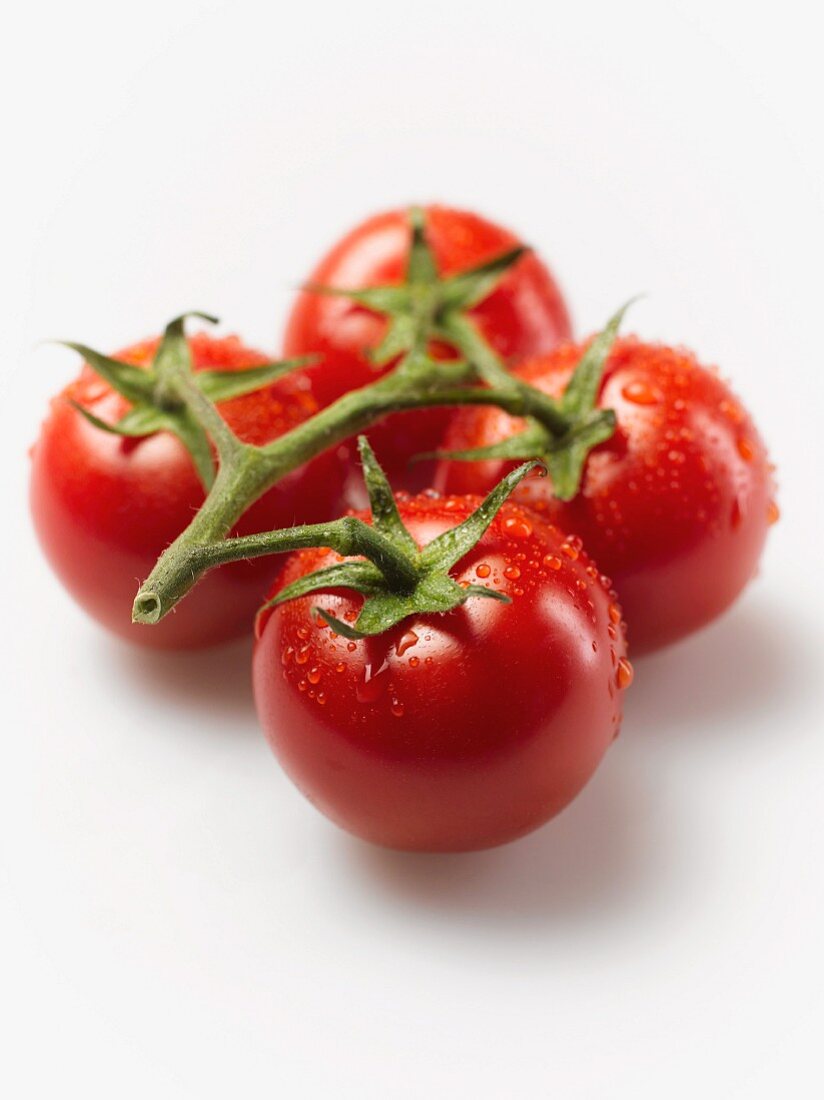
[283,204,572,487]
[435,336,776,653]
[30,314,347,649]
[253,438,631,852]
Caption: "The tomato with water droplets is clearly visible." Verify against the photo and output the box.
[436,337,775,652]
[283,205,571,486]
[30,333,347,648]
[253,493,629,852]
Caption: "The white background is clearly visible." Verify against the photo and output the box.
[2,2,823,1096]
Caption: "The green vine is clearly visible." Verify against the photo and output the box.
[60,208,630,632]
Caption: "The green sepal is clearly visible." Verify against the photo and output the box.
[56,342,154,404]
[438,245,527,312]
[421,460,544,572]
[418,423,552,466]
[544,409,617,501]
[357,436,418,557]
[559,300,635,418]
[195,356,316,402]
[263,561,387,613]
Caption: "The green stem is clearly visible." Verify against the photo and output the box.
[132,328,576,627]
[132,358,478,624]
[438,313,571,437]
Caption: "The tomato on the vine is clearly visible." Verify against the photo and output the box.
[253,489,630,852]
[436,337,776,653]
[283,204,571,485]
[30,332,347,649]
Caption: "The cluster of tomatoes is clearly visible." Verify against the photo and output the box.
[30,206,775,852]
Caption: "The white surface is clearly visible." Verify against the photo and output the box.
[2,2,823,1096]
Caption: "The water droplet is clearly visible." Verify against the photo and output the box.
[502,515,532,539]
[346,641,357,652]
[396,630,419,656]
[503,564,521,580]
[298,679,307,693]
[390,699,405,718]
[720,399,744,424]
[295,645,310,665]
[409,656,420,668]
[356,658,389,703]
[737,436,755,462]
[616,657,634,689]
[560,542,579,561]
[335,662,345,673]
[767,500,780,525]
[543,554,562,570]
[608,602,622,625]
[475,562,491,579]
[307,666,321,686]
[317,692,327,706]
[281,646,294,667]
[621,380,661,406]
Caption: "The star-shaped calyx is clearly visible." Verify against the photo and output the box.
[306,206,528,369]
[259,435,545,639]
[307,207,635,501]
[424,300,637,500]
[59,312,312,489]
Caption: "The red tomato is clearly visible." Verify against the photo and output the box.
[283,205,571,485]
[253,494,630,852]
[437,338,776,653]
[30,333,347,649]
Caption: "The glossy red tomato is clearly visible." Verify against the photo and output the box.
[283,205,571,485]
[30,333,347,649]
[253,493,630,852]
[437,338,776,653]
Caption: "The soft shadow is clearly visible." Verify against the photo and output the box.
[90,632,257,723]
[343,751,665,927]
[627,596,808,740]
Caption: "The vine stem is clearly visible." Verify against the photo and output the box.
[132,355,572,625]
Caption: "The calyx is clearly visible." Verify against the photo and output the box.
[261,436,545,639]
[60,312,312,488]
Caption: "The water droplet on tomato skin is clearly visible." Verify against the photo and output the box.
[396,630,419,656]
[409,656,420,669]
[608,602,622,625]
[767,500,780,525]
[503,565,521,580]
[317,692,328,706]
[356,659,390,704]
[475,562,491,579]
[335,662,345,674]
[346,641,357,653]
[621,380,661,406]
[720,399,744,424]
[737,436,755,462]
[307,666,322,686]
[390,699,405,718]
[616,657,634,689]
[502,514,533,539]
[281,646,294,667]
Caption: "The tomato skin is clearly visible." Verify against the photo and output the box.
[436,338,775,654]
[30,333,347,649]
[253,495,628,852]
[283,205,572,485]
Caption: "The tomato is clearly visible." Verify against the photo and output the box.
[437,338,776,653]
[30,333,347,649]
[283,205,571,485]
[253,493,630,852]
